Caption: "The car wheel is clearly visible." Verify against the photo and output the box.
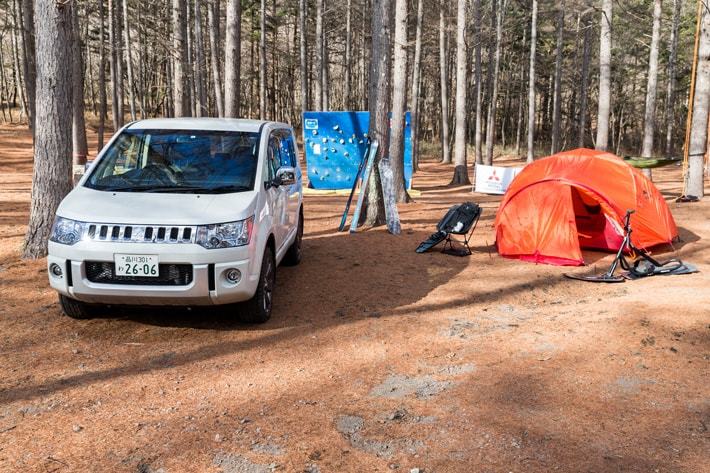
[58,294,97,319]
[240,246,276,324]
[282,210,303,266]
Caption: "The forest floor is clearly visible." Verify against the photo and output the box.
[0,123,709,473]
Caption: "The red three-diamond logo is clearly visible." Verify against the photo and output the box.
[488,169,501,182]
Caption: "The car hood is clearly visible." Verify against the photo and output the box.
[57,185,258,225]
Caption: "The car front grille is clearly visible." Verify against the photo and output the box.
[85,262,194,286]
[84,223,196,244]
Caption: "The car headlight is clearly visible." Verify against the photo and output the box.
[49,216,86,245]
[196,217,253,249]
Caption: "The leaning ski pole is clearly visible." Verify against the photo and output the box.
[338,141,372,231]
[349,140,379,234]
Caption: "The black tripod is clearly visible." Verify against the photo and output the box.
[565,210,691,283]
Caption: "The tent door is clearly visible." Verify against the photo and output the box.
[571,187,623,251]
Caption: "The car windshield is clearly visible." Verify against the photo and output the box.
[85,129,261,193]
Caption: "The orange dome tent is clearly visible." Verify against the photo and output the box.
[494,148,678,266]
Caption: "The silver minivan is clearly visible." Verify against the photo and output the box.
[47,118,304,323]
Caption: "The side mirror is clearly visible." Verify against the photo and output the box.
[273,166,296,187]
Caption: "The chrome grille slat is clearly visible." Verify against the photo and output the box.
[82,223,197,244]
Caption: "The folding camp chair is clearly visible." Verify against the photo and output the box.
[416,202,482,256]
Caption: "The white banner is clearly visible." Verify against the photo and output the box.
[474,164,523,195]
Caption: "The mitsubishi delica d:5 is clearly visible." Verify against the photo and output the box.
[47,118,304,323]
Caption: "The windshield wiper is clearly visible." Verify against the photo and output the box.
[99,184,251,194]
[193,185,252,194]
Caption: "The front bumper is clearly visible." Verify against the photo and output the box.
[47,240,261,306]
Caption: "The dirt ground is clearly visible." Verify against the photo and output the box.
[0,124,708,473]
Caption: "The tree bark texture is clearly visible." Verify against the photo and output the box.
[314,0,323,110]
[641,0,662,179]
[686,4,710,198]
[209,0,224,117]
[484,0,505,165]
[664,0,680,156]
[193,0,207,117]
[595,0,612,151]
[365,0,391,226]
[390,0,409,201]
[526,0,538,163]
[98,0,107,150]
[71,3,87,165]
[299,0,308,111]
[550,3,564,154]
[474,0,483,164]
[259,0,267,118]
[451,0,469,184]
[410,0,424,170]
[172,0,189,117]
[438,0,450,164]
[23,0,74,258]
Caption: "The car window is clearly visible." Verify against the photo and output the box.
[278,132,297,167]
[265,135,281,182]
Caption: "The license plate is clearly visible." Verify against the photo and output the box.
[114,254,159,277]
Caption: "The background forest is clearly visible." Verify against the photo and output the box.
[0,0,700,158]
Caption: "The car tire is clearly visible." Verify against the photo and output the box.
[240,246,276,324]
[58,294,97,319]
[282,209,303,266]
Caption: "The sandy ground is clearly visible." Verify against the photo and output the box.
[0,124,708,473]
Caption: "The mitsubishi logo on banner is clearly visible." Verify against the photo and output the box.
[475,164,524,195]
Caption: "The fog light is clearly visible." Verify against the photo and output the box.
[49,263,63,277]
[225,268,241,284]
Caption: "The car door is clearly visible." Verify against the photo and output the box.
[265,133,288,251]
[277,130,302,236]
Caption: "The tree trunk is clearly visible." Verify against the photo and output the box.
[578,13,591,148]
[115,0,124,125]
[172,0,189,117]
[438,0,451,164]
[209,0,224,117]
[298,0,308,112]
[474,0,483,164]
[193,0,207,117]
[98,0,107,149]
[526,0,537,163]
[484,0,505,165]
[451,0,469,184]
[410,0,424,170]
[641,0,662,179]
[10,0,27,121]
[259,0,267,119]
[344,0,352,109]
[187,2,195,116]
[390,0,409,201]
[314,0,323,110]
[595,0,612,151]
[322,25,329,110]
[122,0,137,121]
[23,0,74,258]
[550,3,564,154]
[515,26,527,156]
[224,0,241,118]
[71,3,88,166]
[686,4,710,198]
[365,0,391,226]
[664,0,680,156]
[20,0,36,133]
[108,0,122,128]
